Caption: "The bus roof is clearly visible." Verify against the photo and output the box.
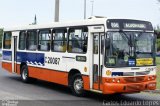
[4,17,107,32]
[4,17,153,32]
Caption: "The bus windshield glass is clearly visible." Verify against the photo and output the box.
[105,32,155,67]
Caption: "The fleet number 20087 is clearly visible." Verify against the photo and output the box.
[45,57,60,65]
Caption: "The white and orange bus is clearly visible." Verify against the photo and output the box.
[2,17,157,96]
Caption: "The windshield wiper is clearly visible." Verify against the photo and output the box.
[135,32,143,41]
[119,31,132,46]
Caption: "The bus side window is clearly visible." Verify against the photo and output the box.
[38,30,51,51]
[68,27,88,53]
[52,29,67,52]
[26,31,37,51]
[19,31,26,50]
[3,32,11,49]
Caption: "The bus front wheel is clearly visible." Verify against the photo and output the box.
[21,65,30,83]
[70,73,85,96]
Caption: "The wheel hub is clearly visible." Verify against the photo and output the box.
[74,78,83,93]
[22,69,28,80]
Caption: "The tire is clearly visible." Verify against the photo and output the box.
[21,65,30,83]
[70,73,85,97]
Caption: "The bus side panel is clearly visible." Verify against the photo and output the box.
[2,50,12,73]
[16,51,89,88]
[49,69,68,86]
[28,66,68,86]
[2,62,12,73]
[66,55,90,90]
[16,64,21,75]
[16,51,68,85]
[16,52,27,75]
[82,75,90,90]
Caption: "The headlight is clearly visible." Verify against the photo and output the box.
[117,79,120,83]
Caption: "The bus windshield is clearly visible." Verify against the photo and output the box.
[105,32,155,67]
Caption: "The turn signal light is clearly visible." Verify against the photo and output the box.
[105,78,121,83]
[112,78,115,83]
[148,76,156,81]
[117,79,120,83]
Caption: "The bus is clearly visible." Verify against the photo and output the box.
[1,17,157,96]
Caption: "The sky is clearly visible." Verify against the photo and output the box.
[0,0,160,28]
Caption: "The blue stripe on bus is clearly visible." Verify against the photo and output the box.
[112,72,123,76]
[2,51,45,66]
[17,52,45,66]
[3,51,12,61]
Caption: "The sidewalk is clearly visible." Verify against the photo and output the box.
[143,89,160,94]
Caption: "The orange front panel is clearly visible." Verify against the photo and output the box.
[102,76,156,94]
[2,62,12,73]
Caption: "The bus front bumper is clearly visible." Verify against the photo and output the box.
[102,81,156,94]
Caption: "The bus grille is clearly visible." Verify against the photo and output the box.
[126,84,144,91]
[123,76,145,83]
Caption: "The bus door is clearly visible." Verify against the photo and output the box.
[11,32,18,73]
[92,33,104,91]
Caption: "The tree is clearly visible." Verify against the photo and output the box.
[155,25,160,51]
[0,29,3,48]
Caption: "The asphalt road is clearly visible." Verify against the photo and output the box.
[0,58,160,106]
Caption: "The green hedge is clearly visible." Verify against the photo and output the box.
[157,39,160,51]
[0,29,3,48]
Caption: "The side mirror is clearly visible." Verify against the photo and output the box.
[105,38,110,49]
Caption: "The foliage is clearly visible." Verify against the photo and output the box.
[155,25,160,32]
[155,26,160,51]
[0,29,3,48]
[156,57,160,89]
[157,39,160,51]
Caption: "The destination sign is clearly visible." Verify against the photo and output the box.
[107,19,153,31]
[124,23,146,29]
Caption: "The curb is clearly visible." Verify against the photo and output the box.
[143,89,160,94]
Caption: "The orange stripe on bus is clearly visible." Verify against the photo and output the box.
[28,66,68,86]
[16,64,21,75]
[2,62,12,73]
[28,66,90,90]
[2,62,90,90]
[82,76,90,90]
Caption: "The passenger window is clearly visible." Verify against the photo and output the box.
[68,27,88,53]
[3,32,11,49]
[52,29,67,52]
[38,30,51,51]
[19,31,26,50]
[26,31,37,50]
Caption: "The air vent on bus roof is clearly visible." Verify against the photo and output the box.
[88,16,106,19]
